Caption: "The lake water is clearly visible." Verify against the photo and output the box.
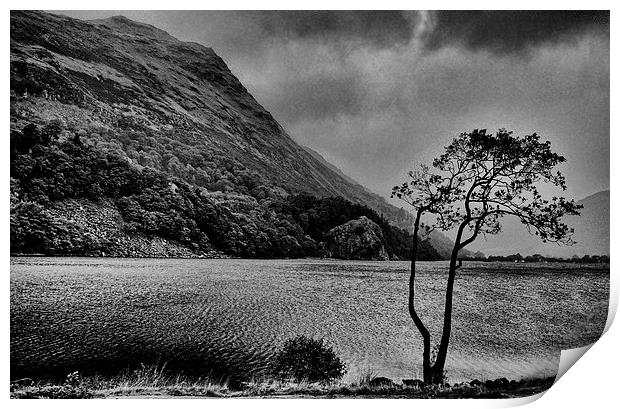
[10,257,609,383]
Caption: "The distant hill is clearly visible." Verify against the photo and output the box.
[469,190,609,257]
[428,231,475,260]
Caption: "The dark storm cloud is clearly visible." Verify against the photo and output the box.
[254,11,417,49]
[424,10,610,55]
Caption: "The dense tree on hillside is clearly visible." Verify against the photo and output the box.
[393,129,582,383]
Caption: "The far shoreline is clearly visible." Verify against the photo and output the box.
[9,254,611,265]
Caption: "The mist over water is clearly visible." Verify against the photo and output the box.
[10,258,608,383]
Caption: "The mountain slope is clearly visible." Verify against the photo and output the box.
[468,190,609,257]
[10,10,412,230]
[302,145,364,189]
[10,11,445,259]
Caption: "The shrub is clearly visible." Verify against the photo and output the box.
[270,336,346,383]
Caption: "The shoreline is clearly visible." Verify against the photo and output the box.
[9,254,611,266]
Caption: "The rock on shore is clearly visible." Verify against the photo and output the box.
[323,216,389,261]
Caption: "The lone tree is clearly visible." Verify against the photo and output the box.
[392,129,582,384]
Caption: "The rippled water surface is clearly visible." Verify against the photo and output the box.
[10,257,609,382]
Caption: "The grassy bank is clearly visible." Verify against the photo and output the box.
[10,365,555,399]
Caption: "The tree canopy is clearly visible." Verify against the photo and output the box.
[393,129,582,248]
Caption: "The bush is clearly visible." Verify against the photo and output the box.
[270,336,346,383]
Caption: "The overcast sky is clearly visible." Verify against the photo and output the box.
[56,10,610,204]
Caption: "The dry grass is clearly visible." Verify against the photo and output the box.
[10,365,555,399]
[354,367,377,387]
[88,364,228,397]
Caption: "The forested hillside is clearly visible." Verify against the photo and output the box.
[10,122,441,260]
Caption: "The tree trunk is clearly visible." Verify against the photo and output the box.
[408,210,468,384]
[409,208,432,383]
[428,225,464,384]
[428,264,457,383]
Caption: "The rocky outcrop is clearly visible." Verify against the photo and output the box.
[323,216,389,261]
